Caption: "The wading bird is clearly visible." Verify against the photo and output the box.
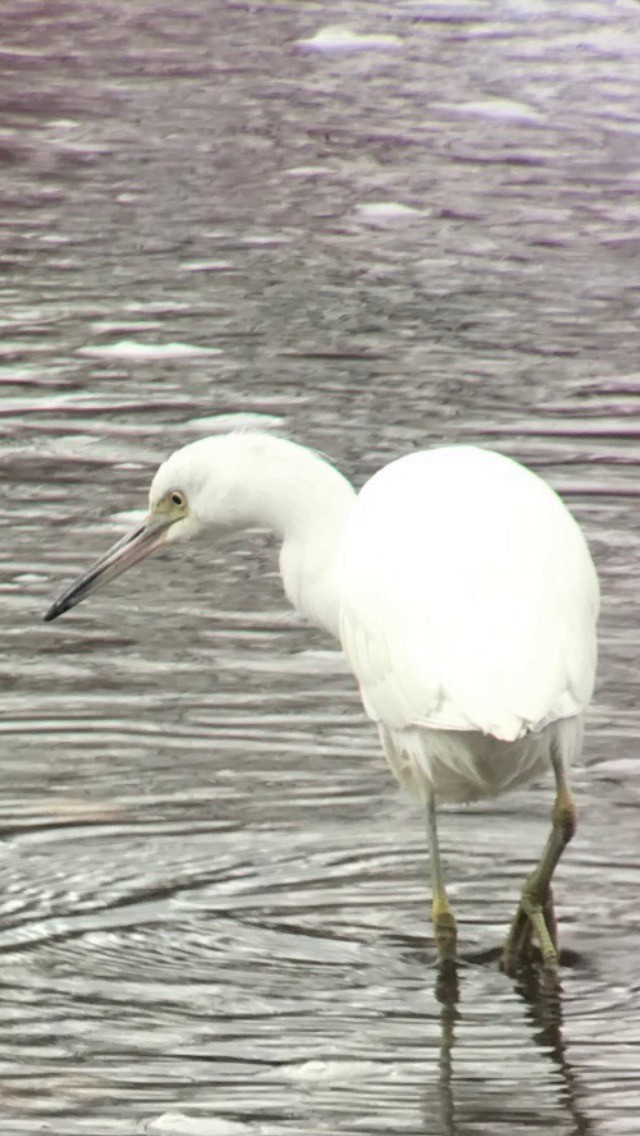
[45,432,599,972]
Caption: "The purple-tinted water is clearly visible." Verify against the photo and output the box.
[1,2,640,1133]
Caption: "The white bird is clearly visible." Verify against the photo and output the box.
[45,432,599,972]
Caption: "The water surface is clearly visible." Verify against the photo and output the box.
[1,2,640,1133]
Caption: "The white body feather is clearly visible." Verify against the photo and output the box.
[49,431,599,812]
[339,446,598,803]
[147,433,598,806]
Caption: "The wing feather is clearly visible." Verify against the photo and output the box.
[339,447,598,742]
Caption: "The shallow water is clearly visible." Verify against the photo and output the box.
[1,1,640,1133]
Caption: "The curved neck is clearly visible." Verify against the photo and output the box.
[278,468,356,639]
[196,434,356,637]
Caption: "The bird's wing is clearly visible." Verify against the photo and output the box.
[338,447,599,742]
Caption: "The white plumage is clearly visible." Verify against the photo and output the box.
[339,445,598,803]
[45,430,599,968]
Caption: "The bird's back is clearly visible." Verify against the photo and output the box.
[339,446,599,748]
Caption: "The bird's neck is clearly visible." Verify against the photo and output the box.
[213,434,356,638]
[275,442,356,638]
[278,483,354,639]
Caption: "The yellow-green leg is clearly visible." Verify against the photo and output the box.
[502,747,576,974]
[506,884,558,967]
[427,791,457,963]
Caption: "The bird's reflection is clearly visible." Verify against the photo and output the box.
[434,962,460,1136]
[515,965,593,1136]
[422,961,592,1136]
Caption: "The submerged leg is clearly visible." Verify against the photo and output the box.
[426,791,457,963]
[505,884,558,969]
[502,745,576,974]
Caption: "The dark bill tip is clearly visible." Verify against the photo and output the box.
[44,589,88,621]
[43,515,172,623]
[44,600,66,622]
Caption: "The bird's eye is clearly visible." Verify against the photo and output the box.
[170,491,185,508]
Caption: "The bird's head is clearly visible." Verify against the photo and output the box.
[43,436,242,622]
[44,430,351,623]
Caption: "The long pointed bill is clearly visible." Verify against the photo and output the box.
[44,515,174,621]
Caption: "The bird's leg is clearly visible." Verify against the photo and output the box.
[426,792,457,964]
[502,748,575,974]
[505,884,558,968]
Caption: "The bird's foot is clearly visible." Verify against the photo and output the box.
[502,880,558,976]
[501,910,533,976]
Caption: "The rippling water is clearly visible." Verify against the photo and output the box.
[1,1,640,1133]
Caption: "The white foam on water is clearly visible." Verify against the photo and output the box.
[298,25,402,51]
[78,340,223,360]
[356,201,423,225]
[108,509,147,529]
[238,233,291,247]
[144,1114,255,1135]
[296,647,350,673]
[91,321,160,332]
[282,1058,382,1082]
[12,572,48,586]
[457,98,543,123]
[178,260,234,272]
[187,412,285,433]
[285,165,332,177]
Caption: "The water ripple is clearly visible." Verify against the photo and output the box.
[0,0,639,1132]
